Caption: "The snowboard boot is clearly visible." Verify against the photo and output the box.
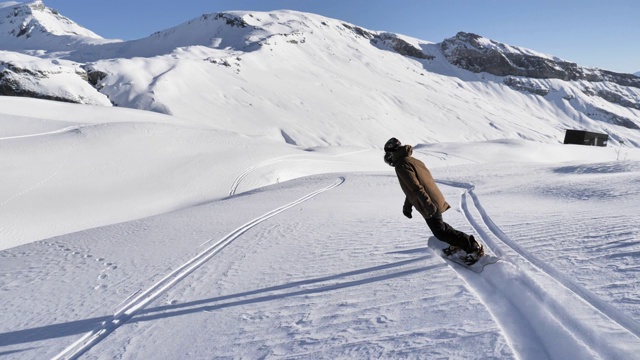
[443,245,461,257]
[463,236,485,265]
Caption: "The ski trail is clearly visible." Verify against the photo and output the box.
[464,186,640,339]
[0,125,84,141]
[229,149,369,195]
[419,149,480,165]
[52,177,345,360]
[435,180,640,359]
[429,250,592,360]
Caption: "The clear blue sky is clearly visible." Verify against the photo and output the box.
[43,0,639,74]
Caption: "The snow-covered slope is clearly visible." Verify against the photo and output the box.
[1,97,640,358]
[1,2,639,148]
[0,0,114,50]
[2,5,640,358]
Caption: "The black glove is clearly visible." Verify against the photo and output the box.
[403,206,412,219]
[426,203,438,218]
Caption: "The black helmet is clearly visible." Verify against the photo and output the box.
[384,137,401,153]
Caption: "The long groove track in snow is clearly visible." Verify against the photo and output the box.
[438,180,640,359]
[53,177,345,360]
[228,150,368,196]
[463,187,640,339]
[463,184,640,338]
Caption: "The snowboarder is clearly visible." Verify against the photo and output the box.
[384,137,484,264]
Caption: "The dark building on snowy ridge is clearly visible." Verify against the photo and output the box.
[563,130,609,147]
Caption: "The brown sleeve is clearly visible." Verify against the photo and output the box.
[396,163,432,208]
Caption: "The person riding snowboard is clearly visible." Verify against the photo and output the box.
[384,137,484,264]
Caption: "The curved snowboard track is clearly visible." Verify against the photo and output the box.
[52,177,345,360]
[438,180,640,360]
[228,149,368,196]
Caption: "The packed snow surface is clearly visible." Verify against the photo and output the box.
[2,97,640,359]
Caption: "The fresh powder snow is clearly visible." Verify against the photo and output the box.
[2,96,640,359]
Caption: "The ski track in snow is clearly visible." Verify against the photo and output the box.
[52,177,345,360]
[436,180,640,359]
[228,149,369,196]
[0,125,84,141]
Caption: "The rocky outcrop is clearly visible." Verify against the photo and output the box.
[376,33,434,60]
[0,60,105,104]
[83,67,108,89]
[503,77,550,96]
[342,24,434,60]
[596,89,640,110]
[440,32,640,89]
[212,13,250,28]
[594,107,640,130]
[0,71,77,103]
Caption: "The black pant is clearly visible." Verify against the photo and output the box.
[425,212,472,249]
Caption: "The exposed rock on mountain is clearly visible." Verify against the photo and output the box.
[503,77,550,96]
[212,12,250,28]
[440,32,640,89]
[342,23,433,60]
[0,54,110,105]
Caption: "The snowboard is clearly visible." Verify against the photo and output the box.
[428,239,499,273]
[440,250,500,273]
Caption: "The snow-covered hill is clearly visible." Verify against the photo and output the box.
[0,0,114,49]
[2,2,640,359]
[1,1,639,148]
[2,96,640,359]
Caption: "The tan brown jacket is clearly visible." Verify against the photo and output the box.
[391,145,451,218]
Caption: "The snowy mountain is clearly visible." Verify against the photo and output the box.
[2,2,640,359]
[0,0,113,49]
[1,1,639,148]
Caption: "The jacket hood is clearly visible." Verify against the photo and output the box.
[392,145,413,164]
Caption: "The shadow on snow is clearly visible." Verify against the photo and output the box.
[0,255,444,348]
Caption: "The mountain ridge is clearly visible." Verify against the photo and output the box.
[0,0,114,49]
[1,1,639,148]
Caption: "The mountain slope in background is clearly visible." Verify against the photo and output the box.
[1,1,639,148]
[0,0,113,49]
